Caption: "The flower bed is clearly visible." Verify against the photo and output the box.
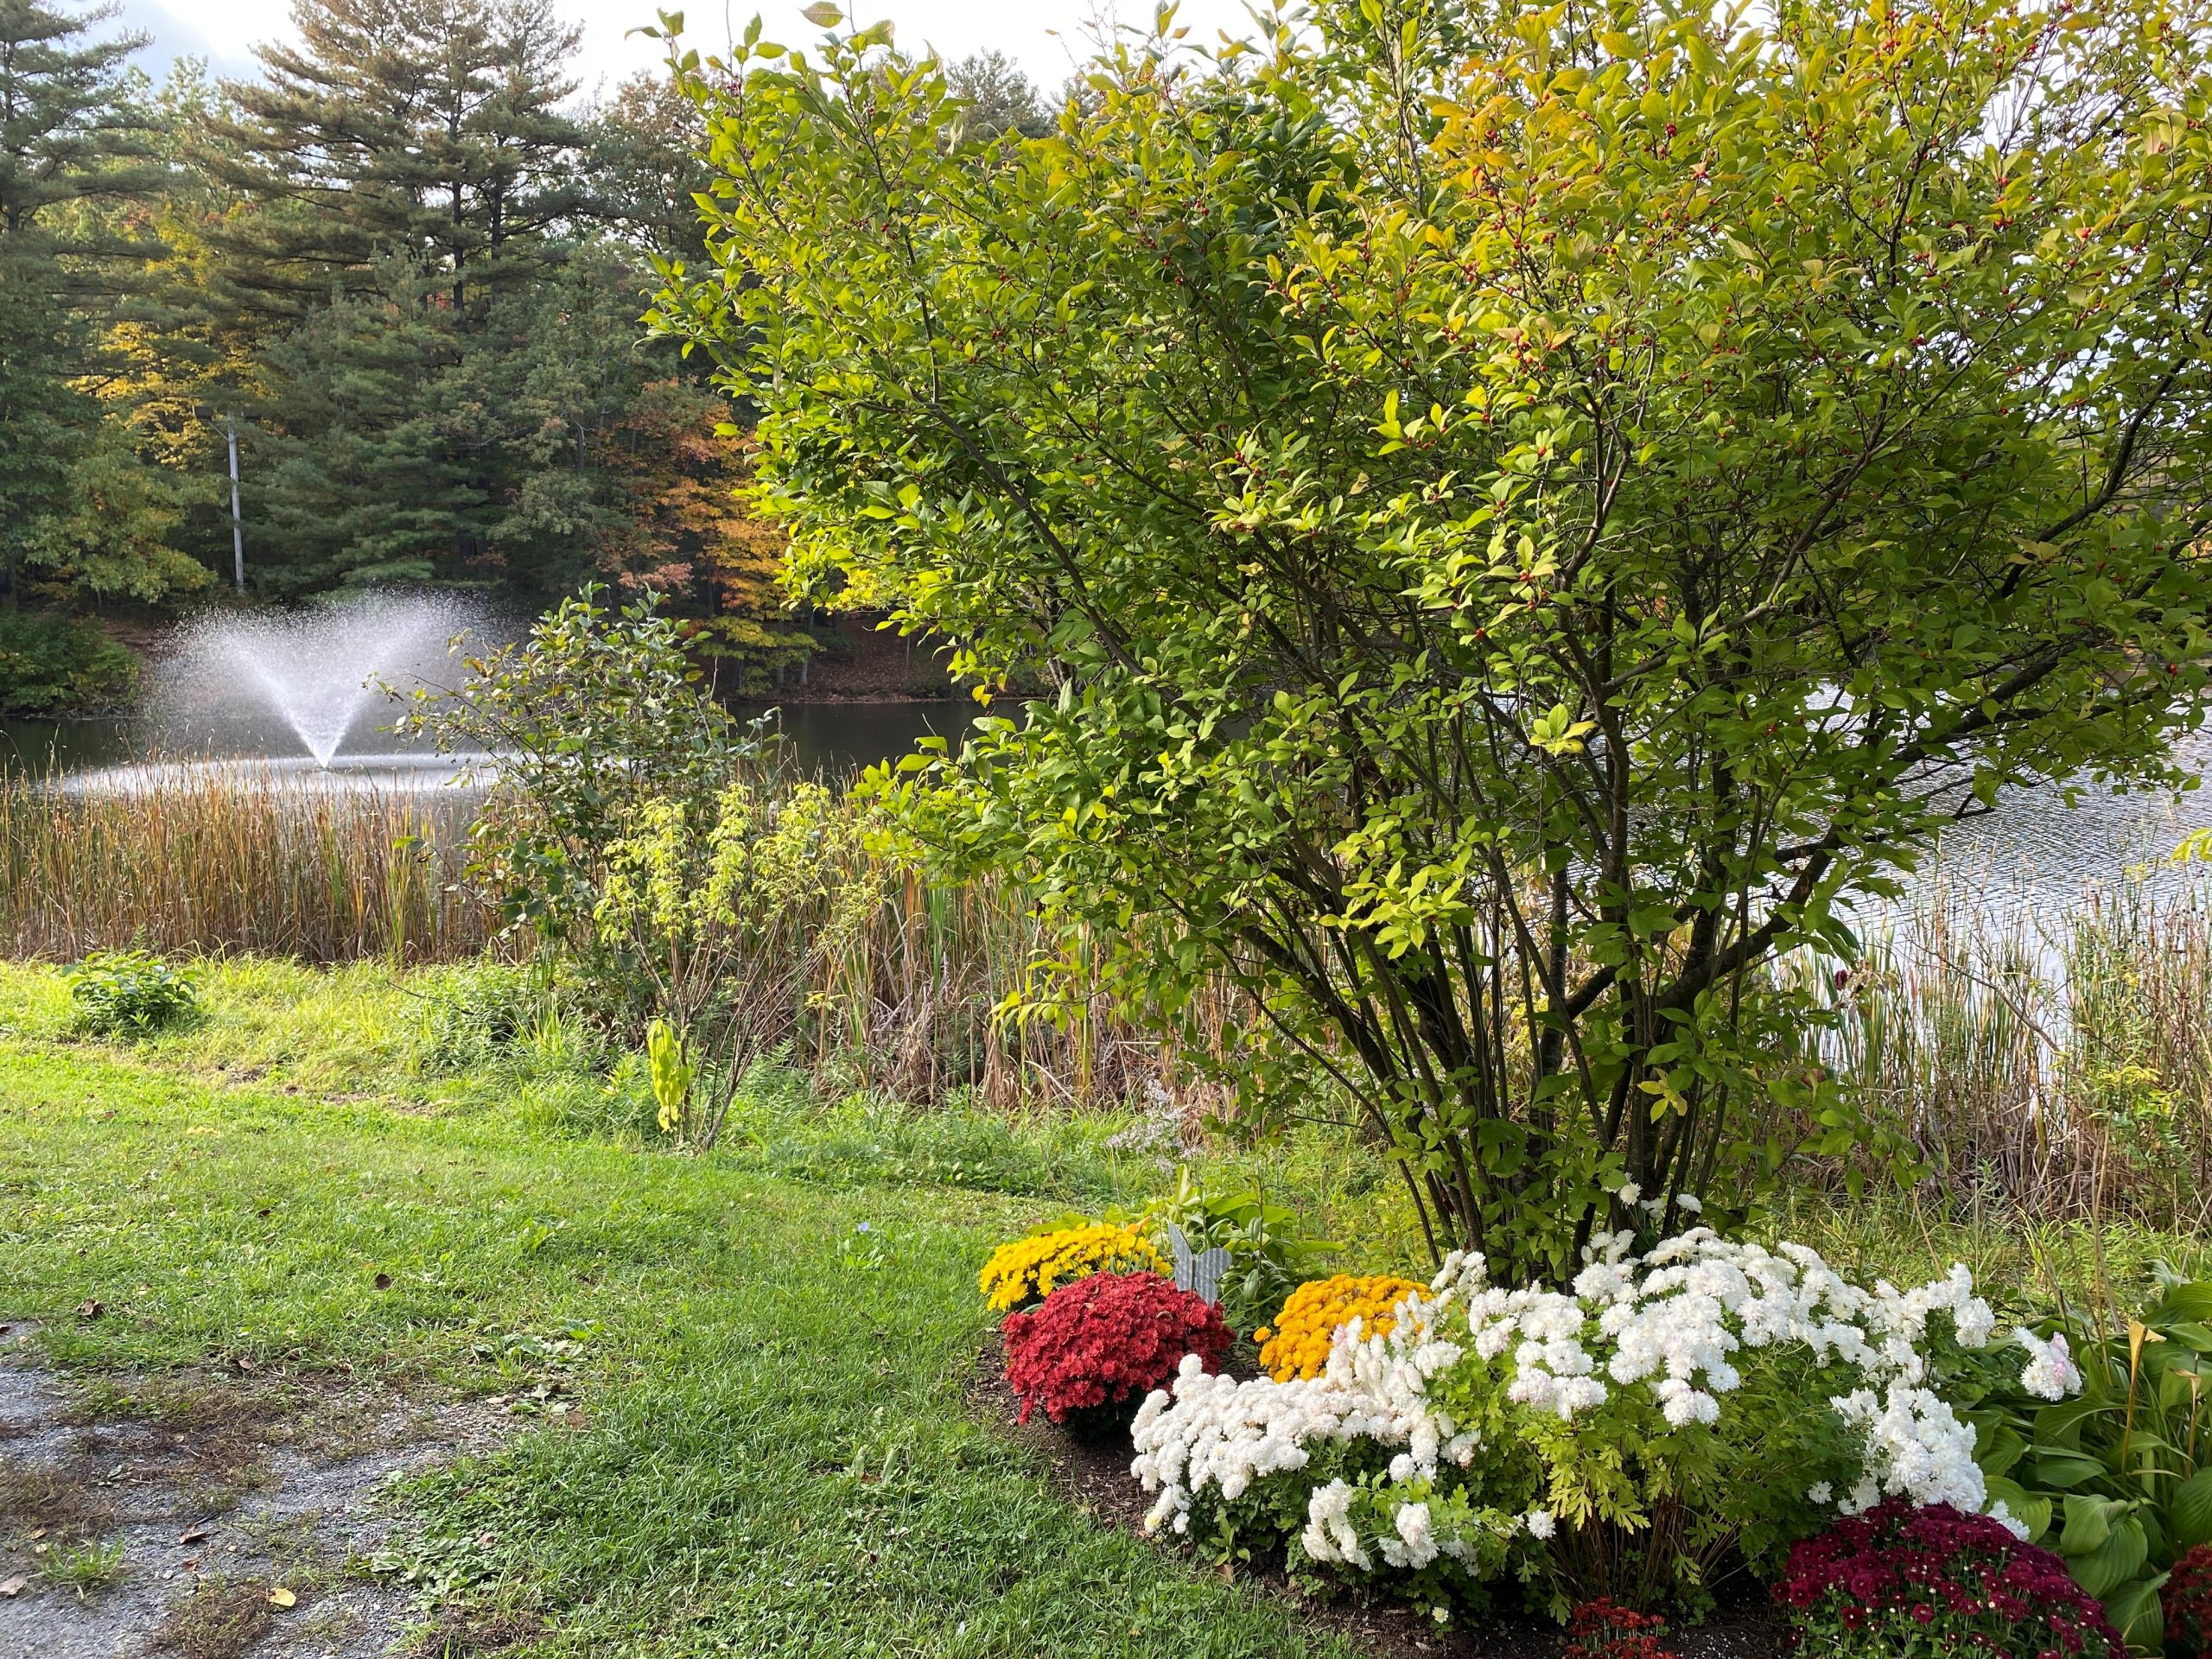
[1128,1229,2070,1613]
[974,1210,2127,1653]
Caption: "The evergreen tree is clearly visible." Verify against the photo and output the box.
[209,0,586,320]
[0,0,159,245]
[943,51,1050,143]
[582,71,708,263]
[247,260,483,591]
[0,0,197,614]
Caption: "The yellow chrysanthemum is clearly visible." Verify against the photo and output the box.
[1257,1274,1425,1380]
[977,1222,1166,1312]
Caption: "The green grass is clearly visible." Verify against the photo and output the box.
[0,974,1372,1658]
[37,1535,128,1601]
[18,954,2198,1656]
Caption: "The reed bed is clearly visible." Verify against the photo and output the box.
[1800,880,2212,1230]
[804,861,1237,1114]
[0,766,492,963]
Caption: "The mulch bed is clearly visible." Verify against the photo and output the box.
[965,1339,1788,1659]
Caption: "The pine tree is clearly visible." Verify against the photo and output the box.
[207,0,586,321]
[582,71,708,263]
[247,260,485,592]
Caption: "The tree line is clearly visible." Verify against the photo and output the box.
[0,0,1051,714]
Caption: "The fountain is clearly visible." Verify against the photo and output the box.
[48,591,504,798]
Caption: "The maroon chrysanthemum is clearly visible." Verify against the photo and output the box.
[1776,1500,2124,1658]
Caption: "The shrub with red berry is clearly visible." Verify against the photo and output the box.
[2171,1543,2212,1659]
[1002,1270,1231,1438]
[1776,1499,2125,1657]
[1566,1599,1679,1659]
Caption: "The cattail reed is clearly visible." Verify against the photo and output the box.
[0,766,490,963]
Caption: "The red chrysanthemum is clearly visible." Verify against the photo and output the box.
[1001,1270,1232,1427]
[2171,1542,2212,1659]
[1567,1599,1680,1659]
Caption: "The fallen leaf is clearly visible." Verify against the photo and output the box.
[373,1273,392,1292]
[232,1355,256,1373]
[28,1529,46,1541]
[0,1576,23,1598]
[178,1525,210,1545]
[76,1299,103,1320]
[268,1586,296,1608]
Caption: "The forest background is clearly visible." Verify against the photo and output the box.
[0,0,1050,714]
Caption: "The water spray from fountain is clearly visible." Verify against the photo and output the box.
[58,590,511,794]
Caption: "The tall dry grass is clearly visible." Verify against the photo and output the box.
[805,862,1236,1112]
[0,766,492,963]
[1802,880,2212,1229]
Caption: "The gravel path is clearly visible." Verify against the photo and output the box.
[0,1322,505,1659]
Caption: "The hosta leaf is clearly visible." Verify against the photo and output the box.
[2034,1451,2110,1490]
[2059,1493,2115,1555]
[2105,1573,2165,1652]
[2150,1282,2212,1325]
[2069,1516,2147,1600]
[2171,1468,2212,1551]
[1976,1425,2026,1478]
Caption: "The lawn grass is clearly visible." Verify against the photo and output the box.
[13,957,2196,1657]
[0,1014,1370,1656]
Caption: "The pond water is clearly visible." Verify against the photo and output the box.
[8,707,2208,934]
[0,700,968,786]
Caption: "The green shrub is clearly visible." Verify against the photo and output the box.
[63,949,199,1036]
[0,608,137,716]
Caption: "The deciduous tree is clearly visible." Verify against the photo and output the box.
[667,0,2212,1276]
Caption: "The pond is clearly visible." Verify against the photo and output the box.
[8,708,2209,935]
[0,701,969,785]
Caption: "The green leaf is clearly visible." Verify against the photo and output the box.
[2068,1515,2147,1600]
[2058,1493,2113,1555]
[2171,1468,2212,1551]
[2102,1573,2165,1653]
[800,2,843,24]
[2032,1451,2109,1490]
[1975,1425,2026,1479]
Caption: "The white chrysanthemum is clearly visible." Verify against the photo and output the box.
[2013,1328,2082,1402]
[1302,1478,1369,1568]
[1380,1500,1437,1568]
[1831,1385,1986,1515]
[1524,1510,1556,1540]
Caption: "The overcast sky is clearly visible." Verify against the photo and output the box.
[110,0,1265,99]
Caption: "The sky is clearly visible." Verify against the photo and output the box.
[111,0,1265,100]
